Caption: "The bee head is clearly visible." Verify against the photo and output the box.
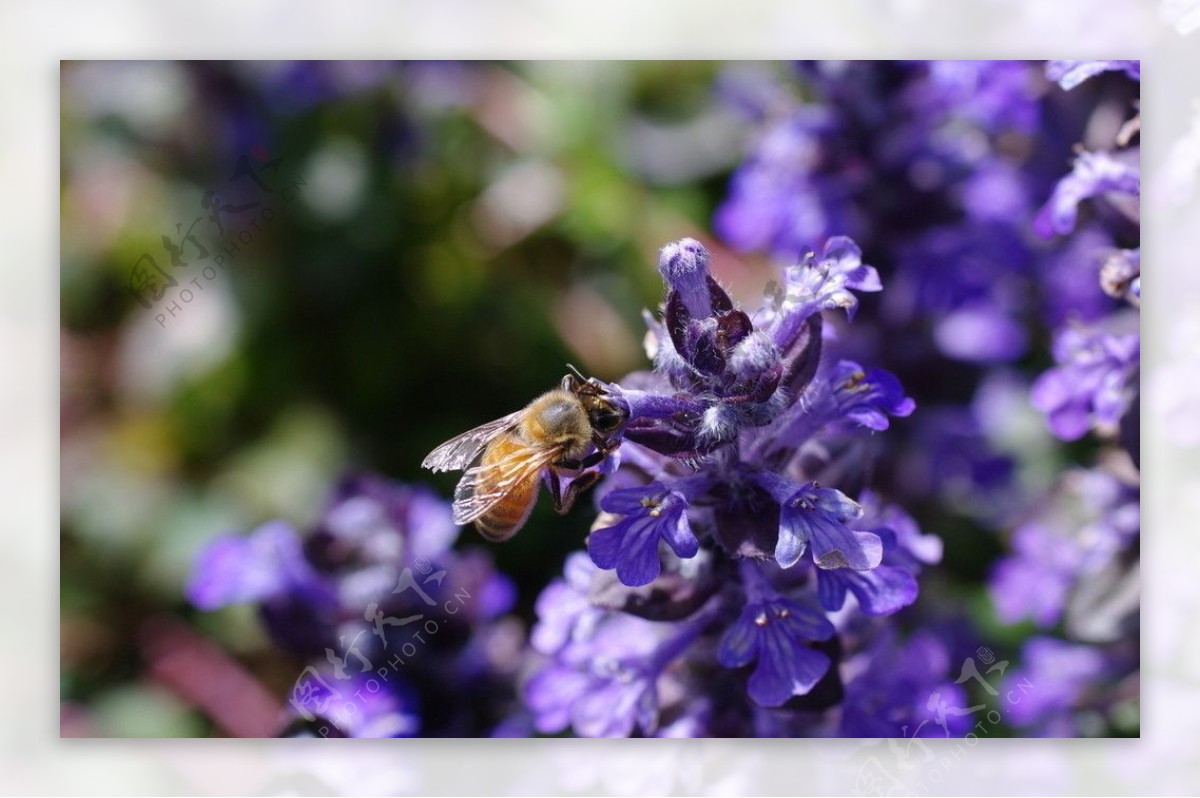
[561,368,628,439]
[586,398,626,435]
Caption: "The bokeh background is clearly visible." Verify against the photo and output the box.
[60,61,1139,738]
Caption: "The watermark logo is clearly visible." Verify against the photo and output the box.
[856,646,1034,796]
[286,564,471,737]
[125,147,307,327]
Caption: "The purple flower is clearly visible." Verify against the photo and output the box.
[857,494,944,568]
[840,628,972,738]
[587,483,699,587]
[530,552,604,655]
[651,238,796,445]
[189,474,520,737]
[777,236,882,325]
[1031,319,1139,440]
[989,522,1080,627]
[714,106,850,258]
[757,474,881,570]
[526,234,929,735]
[830,360,915,431]
[524,616,663,737]
[917,60,1041,133]
[718,589,835,707]
[1034,152,1140,237]
[1003,637,1111,736]
[816,564,917,616]
[1041,227,1122,327]
[524,608,709,737]
[1045,60,1140,90]
[624,236,884,464]
[187,520,333,611]
[989,468,1139,631]
[319,473,458,565]
[714,61,1044,263]
[814,494,930,616]
[286,671,422,738]
[889,221,1034,362]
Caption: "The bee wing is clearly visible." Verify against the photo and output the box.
[421,411,524,472]
[451,444,562,526]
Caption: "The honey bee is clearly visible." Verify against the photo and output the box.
[421,369,628,541]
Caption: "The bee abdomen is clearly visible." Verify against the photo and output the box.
[476,496,536,542]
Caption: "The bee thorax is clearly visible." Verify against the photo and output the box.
[523,392,591,452]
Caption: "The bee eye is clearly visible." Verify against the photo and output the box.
[591,408,621,433]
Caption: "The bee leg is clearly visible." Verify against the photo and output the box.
[551,469,602,515]
[547,469,566,513]
[551,441,613,515]
[556,448,607,473]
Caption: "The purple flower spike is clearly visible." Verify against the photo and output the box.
[525,226,944,736]
[718,594,835,707]
[1034,152,1140,237]
[1046,60,1140,90]
[587,483,699,587]
[651,238,794,442]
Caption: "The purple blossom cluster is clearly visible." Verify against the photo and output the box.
[182,60,1140,739]
[520,238,953,737]
[989,467,1139,634]
[1031,61,1141,450]
[716,61,1051,365]
[188,474,523,737]
[706,60,1140,737]
[713,61,1140,378]
[984,61,1141,735]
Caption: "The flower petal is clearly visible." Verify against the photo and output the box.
[747,631,831,707]
[807,511,883,570]
[599,485,656,515]
[614,515,666,587]
[523,665,591,734]
[717,606,760,668]
[818,566,918,615]
[774,521,808,569]
[586,519,629,571]
[661,507,699,559]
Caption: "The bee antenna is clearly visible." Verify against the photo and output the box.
[565,363,587,381]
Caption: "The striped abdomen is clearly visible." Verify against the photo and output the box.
[473,434,542,541]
